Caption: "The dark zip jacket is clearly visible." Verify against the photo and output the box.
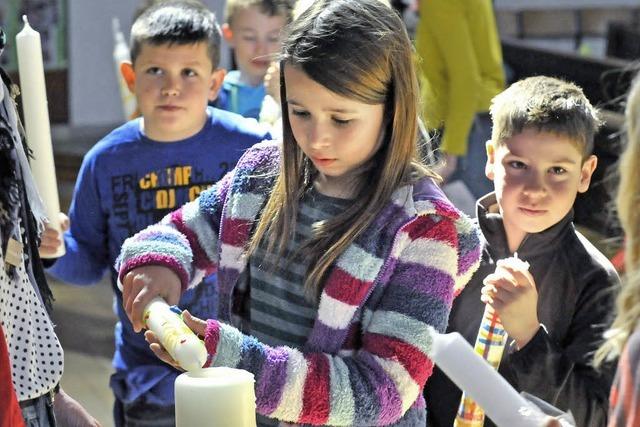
[424,193,619,427]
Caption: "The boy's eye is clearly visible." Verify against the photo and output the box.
[549,166,567,175]
[183,69,197,77]
[242,36,257,42]
[146,67,163,76]
[507,160,526,170]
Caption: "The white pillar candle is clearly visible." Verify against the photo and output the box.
[175,367,257,427]
[430,332,542,427]
[15,15,64,258]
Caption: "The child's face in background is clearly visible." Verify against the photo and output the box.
[123,42,224,142]
[486,128,597,247]
[223,6,287,86]
[284,65,386,197]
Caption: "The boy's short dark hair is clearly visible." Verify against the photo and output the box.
[225,0,294,26]
[130,0,221,67]
[490,76,602,158]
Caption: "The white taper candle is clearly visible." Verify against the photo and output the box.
[15,15,65,258]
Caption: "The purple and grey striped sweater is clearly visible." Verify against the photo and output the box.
[117,141,482,425]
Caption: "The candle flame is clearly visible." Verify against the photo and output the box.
[22,15,29,26]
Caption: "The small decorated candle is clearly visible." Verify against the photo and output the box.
[175,367,257,427]
[143,297,207,372]
[455,254,530,426]
[15,16,65,257]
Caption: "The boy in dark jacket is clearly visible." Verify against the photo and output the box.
[424,76,619,427]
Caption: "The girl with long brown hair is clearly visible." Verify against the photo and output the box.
[117,0,481,424]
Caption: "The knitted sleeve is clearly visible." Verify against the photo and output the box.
[116,170,231,291]
[203,212,482,425]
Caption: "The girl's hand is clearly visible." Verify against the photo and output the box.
[52,387,102,427]
[144,310,207,368]
[481,263,540,349]
[121,265,182,332]
[39,212,69,258]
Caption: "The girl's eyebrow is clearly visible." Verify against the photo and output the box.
[287,99,356,114]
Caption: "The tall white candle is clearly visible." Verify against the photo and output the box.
[15,15,65,258]
[430,332,542,427]
[175,367,257,427]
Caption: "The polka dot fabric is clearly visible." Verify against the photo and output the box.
[0,216,63,401]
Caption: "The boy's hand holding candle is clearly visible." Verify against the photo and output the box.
[39,212,69,258]
[455,255,531,426]
[482,255,540,349]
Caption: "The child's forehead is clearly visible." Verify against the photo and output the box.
[229,4,287,27]
[498,129,585,160]
[136,41,212,65]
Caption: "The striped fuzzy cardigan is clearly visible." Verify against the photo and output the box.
[117,141,482,425]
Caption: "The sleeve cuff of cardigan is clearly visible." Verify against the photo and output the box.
[203,320,220,367]
[203,320,244,369]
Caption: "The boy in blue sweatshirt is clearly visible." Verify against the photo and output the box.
[46,2,270,425]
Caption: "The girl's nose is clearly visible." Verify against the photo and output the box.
[309,124,330,149]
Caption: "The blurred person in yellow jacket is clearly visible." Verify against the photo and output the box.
[416,0,504,197]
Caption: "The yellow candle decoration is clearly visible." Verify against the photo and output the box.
[15,15,65,258]
[175,367,257,427]
[143,297,207,372]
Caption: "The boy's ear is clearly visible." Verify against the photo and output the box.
[120,61,136,93]
[221,23,234,46]
[485,140,496,181]
[578,154,598,193]
[208,68,226,102]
